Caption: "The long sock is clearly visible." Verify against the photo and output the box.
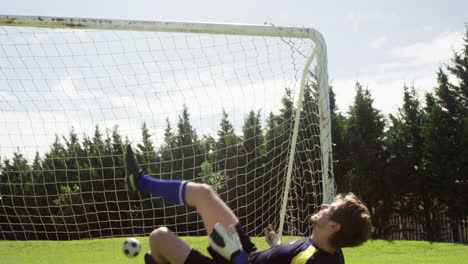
[135,175,189,205]
[144,251,159,264]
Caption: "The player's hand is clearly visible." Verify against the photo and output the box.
[209,223,249,264]
[264,225,281,247]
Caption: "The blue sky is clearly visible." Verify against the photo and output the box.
[2,0,467,114]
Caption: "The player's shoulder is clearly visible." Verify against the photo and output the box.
[285,237,313,247]
[288,238,344,264]
[306,246,344,264]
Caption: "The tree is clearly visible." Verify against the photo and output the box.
[386,85,425,206]
[199,160,226,193]
[241,110,265,173]
[345,82,387,219]
[263,88,295,234]
[241,110,265,233]
[384,85,432,238]
[61,128,89,238]
[443,27,468,216]
[1,153,31,228]
[159,118,177,178]
[42,136,67,207]
[328,86,349,193]
[215,110,240,175]
[175,104,204,181]
[137,123,159,175]
[216,110,241,210]
[446,27,468,114]
[421,98,452,241]
[52,184,83,239]
[110,125,127,192]
[267,88,295,180]
[422,28,468,223]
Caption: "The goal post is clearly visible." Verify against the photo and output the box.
[0,14,335,252]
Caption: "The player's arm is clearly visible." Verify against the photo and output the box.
[208,223,251,264]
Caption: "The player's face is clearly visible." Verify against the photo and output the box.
[311,201,342,228]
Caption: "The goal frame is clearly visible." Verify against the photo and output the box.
[0,14,335,238]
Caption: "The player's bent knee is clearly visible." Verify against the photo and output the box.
[186,183,218,206]
[196,183,215,198]
[149,226,171,244]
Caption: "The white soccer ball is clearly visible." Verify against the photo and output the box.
[122,237,141,258]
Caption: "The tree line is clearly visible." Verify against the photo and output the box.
[331,28,468,242]
[0,77,322,239]
[0,28,467,242]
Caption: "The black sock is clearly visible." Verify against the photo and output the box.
[184,249,216,264]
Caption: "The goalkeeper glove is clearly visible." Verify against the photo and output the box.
[264,225,281,247]
[209,223,249,264]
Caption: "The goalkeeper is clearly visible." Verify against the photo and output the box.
[125,144,373,264]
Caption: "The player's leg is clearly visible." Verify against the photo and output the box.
[185,182,238,235]
[147,226,191,264]
[125,144,238,234]
[147,226,217,264]
[185,183,258,254]
[126,144,241,263]
[125,144,189,204]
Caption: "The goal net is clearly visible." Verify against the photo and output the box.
[0,15,334,260]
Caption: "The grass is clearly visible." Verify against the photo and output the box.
[0,237,467,263]
[343,240,468,264]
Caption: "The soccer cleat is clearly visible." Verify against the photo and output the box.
[144,251,158,264]
[125,144,144,192]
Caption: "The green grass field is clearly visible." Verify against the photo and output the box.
[1,237,467,263]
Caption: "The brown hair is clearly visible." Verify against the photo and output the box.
[329,193,373,248]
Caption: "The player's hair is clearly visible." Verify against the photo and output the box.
[329,193,373,248]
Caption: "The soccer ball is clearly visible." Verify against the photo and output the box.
[122,237,141,258]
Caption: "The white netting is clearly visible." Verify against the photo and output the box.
[0,17,333,259]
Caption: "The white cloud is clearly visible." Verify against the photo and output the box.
[370,36,387,49]
[333,74,406,115]
[346,10,361,32]
[423,25,433,32]
[330,78,356,113]
[333,29,465,116]
[392,30,464,64]
[53,77,77,97]
[0,70,298,161]
[0,91,17,103]
[1,28,314,161]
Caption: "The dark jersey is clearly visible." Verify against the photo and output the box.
[248,237,344,264]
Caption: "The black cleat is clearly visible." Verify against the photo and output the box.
[125,144,144,192]
[144,251,158,264]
